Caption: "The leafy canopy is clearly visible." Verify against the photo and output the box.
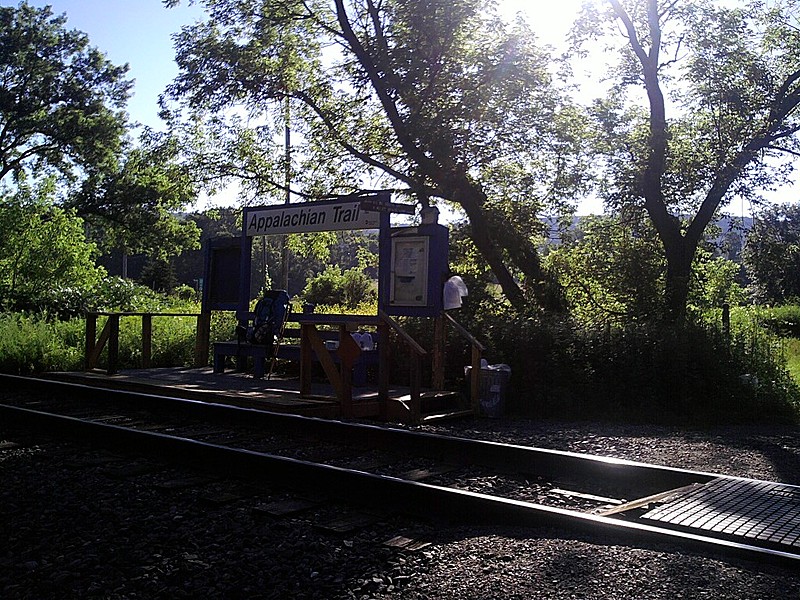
[162,0,589,312]
[0,182,106,305]
[574,0,800,319]
[743,202,800,304]
[0,1,131,184]
[72,130,202,260]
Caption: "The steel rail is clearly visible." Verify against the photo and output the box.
[1,374,715,494]
[2,400,800,569]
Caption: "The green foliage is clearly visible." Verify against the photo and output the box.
[545,215,665,324]
[783,337,800,384]
[73,130,201,259]
[110,314,199,368]
[688,251,748,312]
[455,307,799,424]
[173,284,198,302]
[91,277,165,312]
[162,0,587,312]
[750,304,800,337]
[0,2,130,184]
[574,0,800,319]
[742,202,800,304]
[0,184,106,314]
[139,258,178,294]
[0,313,84,374]
[300,266,376,310]
[542,214,747,325]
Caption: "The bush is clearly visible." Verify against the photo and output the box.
[301,266,376,310]
[756,304,800,337]
[436,306,800,425]
[0,313,84,374]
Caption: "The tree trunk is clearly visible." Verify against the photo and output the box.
[662,237,694,322]
[453,185,527,312]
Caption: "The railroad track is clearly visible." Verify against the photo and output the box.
[2,373,799,569]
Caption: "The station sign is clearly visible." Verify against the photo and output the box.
[359,197,416,215]
[245,199,382,236]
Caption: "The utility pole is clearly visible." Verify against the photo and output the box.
[281,95,291,291]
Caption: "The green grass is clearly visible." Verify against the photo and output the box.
[783,337,800,384]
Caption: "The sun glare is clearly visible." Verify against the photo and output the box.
[498,0,590,47]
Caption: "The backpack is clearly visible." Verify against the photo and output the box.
[245,290,289,346]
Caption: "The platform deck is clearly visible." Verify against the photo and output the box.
[46,367,393,418]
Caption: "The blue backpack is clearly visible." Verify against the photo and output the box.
[246,290,289,346]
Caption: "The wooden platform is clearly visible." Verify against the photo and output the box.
[45,367,468,423]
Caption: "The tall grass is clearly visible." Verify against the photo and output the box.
[0,302,240,375]
[783,338,800,384]
[449,306,800,425]
[0,313,85,374]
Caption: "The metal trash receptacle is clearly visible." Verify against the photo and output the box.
[465,364,511,417]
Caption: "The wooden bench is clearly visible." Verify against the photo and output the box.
[213,325,378,383]
[213,340,273,378]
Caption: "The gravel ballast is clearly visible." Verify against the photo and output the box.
[2,418,800,599]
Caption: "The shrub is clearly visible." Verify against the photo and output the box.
[437,306,800,425]
[301,266,376,310]
[0,313,84,374]
[756,304,800,337]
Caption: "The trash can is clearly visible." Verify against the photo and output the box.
[465,363,511,417]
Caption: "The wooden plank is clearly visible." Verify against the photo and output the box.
[142,314,152,368]
[550,488,623,506]
[383,536,431,551]
[88,318,113,368]
[313,511,381,534]
[194,312,212,367]
[399,464,457,481]
[84,313,98,370]
[301,324,314,396]
[597,483,703,516]
[378,319,390,418]
[107,314,120,375]
[432,314,445,390]
[306,324,343,399]
[253,498,319,517]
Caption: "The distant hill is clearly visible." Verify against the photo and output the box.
[543,214,753,250]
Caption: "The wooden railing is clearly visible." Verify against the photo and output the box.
[85,311,211,374]
[292,313,380,417]
[378,310,427,421]
[442,312,486,415]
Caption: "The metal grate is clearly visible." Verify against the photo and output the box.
[641,477,800,547]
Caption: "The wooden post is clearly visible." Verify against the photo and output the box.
[300,323,313,397]
[194,312,212,367]
[85,312,98,370]
[432,313,446,390]
[470,343,482,415]
[142,314,152,368]
[378,319,390,419]
[410,354,422,423]
[107,314,120,375]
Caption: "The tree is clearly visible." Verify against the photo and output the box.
[576,0,800,320]
[743,202,800,303]
[0,2,131,184]
[162,0,589,313]
[72,130,202,260]
[545,213,665,324]
[0,182,105,306]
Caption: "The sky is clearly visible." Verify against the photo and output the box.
[24,0,206,131]
[16,0,594,211]
[22,0,586,131]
